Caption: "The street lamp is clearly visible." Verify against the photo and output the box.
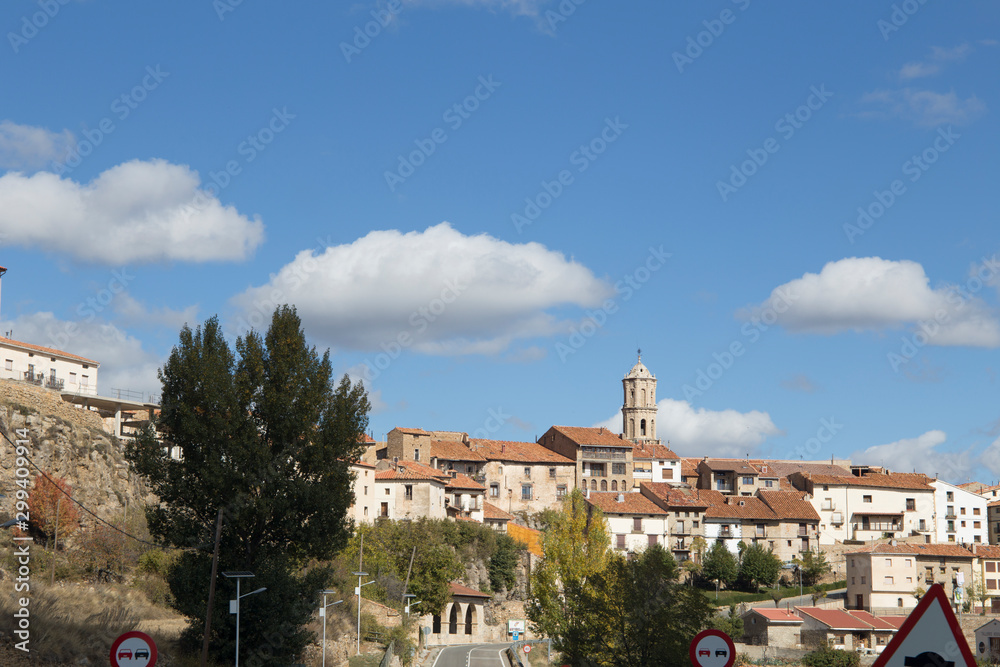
[223,571,266,667]
[352,571,375,655]
[319,590,343,667]
[404,594,422,615]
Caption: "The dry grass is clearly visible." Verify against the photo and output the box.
[0,580,187,665]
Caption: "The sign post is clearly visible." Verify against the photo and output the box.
[690,629,736,667]
[110,631,157,667]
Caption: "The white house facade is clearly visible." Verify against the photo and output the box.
[0,337,99,395]
[932,479,988,545]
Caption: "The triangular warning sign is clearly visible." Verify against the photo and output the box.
[872,584,975,667]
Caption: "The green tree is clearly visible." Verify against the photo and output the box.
[578,545,714,667]
[489,533,522,593]
[737,543,781,592]
[702,541,738,590]
[126,307,371,666]
[793,549,832,587]
[708,605,744,642]
[527,488,609,665]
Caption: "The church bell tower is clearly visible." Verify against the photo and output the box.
[622,350,658,444]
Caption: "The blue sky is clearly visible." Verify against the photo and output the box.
[0,0,998,482]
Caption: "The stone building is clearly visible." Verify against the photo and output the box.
[741,608,803,646]
[584,490,670,554]
[444,472,485,522]
[423,583,492,645]
[468,438,576,514]
[384,427,433,464]
[845,542,974,613]
[538,425,634,494]
[638,482,711,563]
[373,459,448,520]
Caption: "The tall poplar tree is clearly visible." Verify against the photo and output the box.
[127,306,371,665]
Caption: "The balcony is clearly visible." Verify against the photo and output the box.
[45,377,64,390]
[582,470,607,478]
[719,530,733,539]
[945,513,957,519]
[23,371,43,386]
[672,527,691,536]
[582,448,627,461]
[798,528,809,537]
[673,542,690,551]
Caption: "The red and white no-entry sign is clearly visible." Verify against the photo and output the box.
[110,630,157,667]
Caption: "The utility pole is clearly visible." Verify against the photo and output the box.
[201,509,224,667]
[51,496,60,586]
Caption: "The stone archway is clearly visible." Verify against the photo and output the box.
[449,603,460,634]
[465,603,476,635]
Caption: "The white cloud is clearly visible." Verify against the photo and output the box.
[112,293,198,330]
[0,159,264,264]
[850,430,973,481]
[738,257,1000,347]
[231,222,613,355]
[898,43,971,80]
[1,312,162,399]
[0,120,75,170]
[859,88,985,126]
[595,398,781,458]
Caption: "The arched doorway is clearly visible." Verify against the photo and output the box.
[449,603,459,634]
[465,604,476,635]
[600,479,608,491]
[432,614,441,634]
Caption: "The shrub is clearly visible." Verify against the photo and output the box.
[802,645,861,667]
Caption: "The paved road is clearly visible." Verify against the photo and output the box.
[432,643,511,667]
[719,588,847,615]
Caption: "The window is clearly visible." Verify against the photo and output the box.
[975,521,982,529]
[906,577,912,583]
[990,579,999,591]
[364,506,368,517]
[404,485,413,500]
[898,598,904,607]
[863,495,873,503]
[975,507,981,516]
[363,485,368,495]
[885,559,892,566]
[693,521,699,528]
[742,476,753,485]
[385,488,390,496]
[490,483,499,498]
[764,480,774,487]
[989,562,997,573]
[556,485,567,498]
[884,576,894,585]
[961,507,967,515]
[413,449,420,461]
[861,576,866,584]
[633,517,642,532]
[905,559,912,567]
[906,498,916,511]
[976,535,982,542]
[852,577,856,585]
[661,468,673,480]
[612,462,625,475]
[549,467,556,479]
[961,521,966,528]
[648,534,657,546]
[81,375,88,387]
[69,372,77,384]
[521,485,532,501]
[823,485,829,491]
[822,498,833,510]
[524,467,531,478]
[4,359,12,371]
[616,534,626,550]
[947,491,954,501]
[611,480,618,492]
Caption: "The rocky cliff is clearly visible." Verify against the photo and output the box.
[0,379,154,526]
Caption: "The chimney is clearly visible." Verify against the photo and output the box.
[585,487,590,499]
[617,493,624,503]
[501,444,505,453]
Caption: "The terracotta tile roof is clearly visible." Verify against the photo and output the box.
[549,425,629,447]
[632,442,680,460]
[681,458,701,479]
[845,542,975,558]
[973,545,1000,559]
[393,427,431,436]
[468,438,574,464]
[431,439,486,462]
[445,473,485,491]
[795,607,874,630]
[705,496,776,521]
[0,336,100,365]
[988,499,1000,508]
[745,609,803,623]
[375,460,449,482]
[351,461,376,470]
[483,502,515,522]
[585,491,668,516]
[766,462,853,479]
[958,481,987,491]
[758,490,821,521]
[804,472,933,491]
[640,482,719,509]
[879,616,907,629]
[699,458,760,475]
[847,611,897,631]
[449,582,491,599]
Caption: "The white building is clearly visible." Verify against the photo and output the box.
[585,491,670,554]
[931,479,988,545]
[349,461,377,524]
[0,336,99,395]
[632,442,682,488]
